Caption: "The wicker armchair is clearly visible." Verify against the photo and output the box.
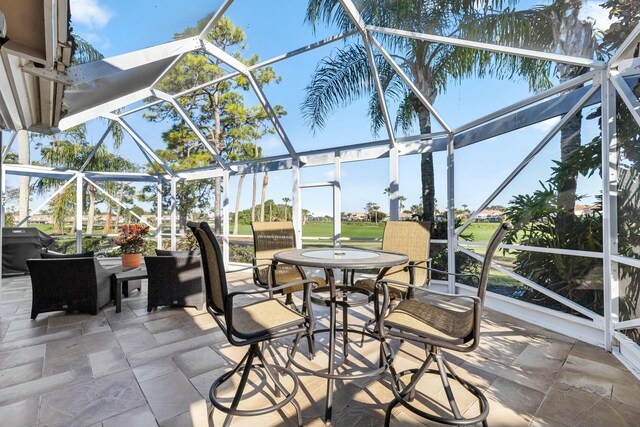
[377,222,512,426]
[188,221,314,427]
[251,221,325,308]
[27,257,120,319]
[144,250,205,312]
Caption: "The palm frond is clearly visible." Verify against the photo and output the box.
[301,43,373,132]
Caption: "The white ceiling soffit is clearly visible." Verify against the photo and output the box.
[59,38,202,131]
[0,0,71,132]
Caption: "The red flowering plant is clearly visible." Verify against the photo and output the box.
[114,224,150,254]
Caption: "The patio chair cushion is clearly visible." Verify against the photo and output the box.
[385,295,475,341]
[256,264,325,294]
[232,298,305,339]
[355,277,407,300]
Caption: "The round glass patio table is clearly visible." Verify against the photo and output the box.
[274,247,408,424]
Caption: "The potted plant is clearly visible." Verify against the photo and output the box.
[114,223,150,268]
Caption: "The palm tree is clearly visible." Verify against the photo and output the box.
[231,142,259,234]
[282,197,291,221]
[304,0,552,222]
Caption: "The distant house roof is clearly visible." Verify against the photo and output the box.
[477,209,504,217]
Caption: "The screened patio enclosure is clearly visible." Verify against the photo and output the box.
[2,0,640,379]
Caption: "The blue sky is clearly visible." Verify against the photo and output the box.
[5,0,614,217]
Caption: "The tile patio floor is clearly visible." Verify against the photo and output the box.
[0,270,639,427]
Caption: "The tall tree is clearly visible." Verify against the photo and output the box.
[304,0,551,222]
[145,16,285,234]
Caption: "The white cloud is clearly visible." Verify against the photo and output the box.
[70,0,113,29]
[579,1,615,33]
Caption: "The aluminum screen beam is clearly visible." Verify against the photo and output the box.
[17,175,77,226]
[123,31,357,119]
[116,116,175,176]
[3,164,76,180]
[609,21,640,67]
[456,82,601,236]
[338,0,396,147]
[84,176,156,230]
[368,25,607,69]
[247,73,298,158]
[200,0,235,38]
[601,71,619,350]
[153,90,230,169]
[611,72,640,127]
[454,71,596,134]
[80,124,113,172]
[454,82,602,149]
[370,35,452,133]
[1,131,16,162]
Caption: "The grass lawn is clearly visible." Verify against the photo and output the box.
[231,220,503,241]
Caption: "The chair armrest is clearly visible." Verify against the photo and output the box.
[227,279,317,299]
[409,265,480,285]
[229,263,273,273]
[376,278,480,303]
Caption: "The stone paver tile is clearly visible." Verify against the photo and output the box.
[173,346,226,378]
[43,331,119,376]
[158,399,210,427]
[115,325,159,355]
[128,332,225,368]
[132,358,179,384]
[0,359,43,389]
[189,365,230,399]
[462,355,555,394]
[140,371,202,423]
[0,398,39,427]
[464,377,545,427]
[570,340,627,370]
[39,370,145,427]
[611,382,640,407]
[0,328,82,352]
[2,326,48,342]
[102,404,158,427]
[47,313,96,329]
[89,347,129,379]
[82,317,112,335]
[533,382,601,427]
[144,317,183,334]
[6,319,48,333]
[153,328,194,345]
[0,344,45,370]
[556,354,638,397]
[0,366,92,406]
[511,339,573,371]
[572,395,640,427]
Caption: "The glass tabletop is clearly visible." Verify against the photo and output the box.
[300,249,380,261]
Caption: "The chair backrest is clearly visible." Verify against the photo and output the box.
[27,257,99,305]
[477,222,513,302]
[187,221,227,314]
[381,221,431,284]
[251,221,297,261]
